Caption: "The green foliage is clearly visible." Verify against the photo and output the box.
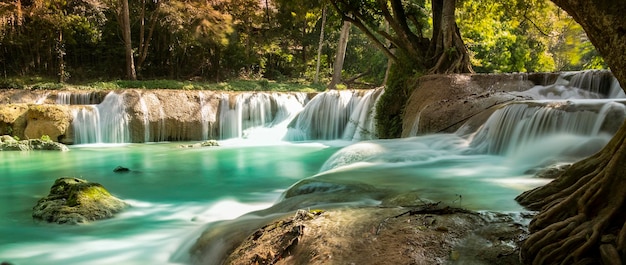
[458,0,603,72]
[41,135,52,142]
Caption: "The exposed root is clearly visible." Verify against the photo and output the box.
[517,123,626,264]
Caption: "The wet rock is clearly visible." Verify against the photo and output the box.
[113,166,131,173]
[0,135,17,143]
[32,177,128,224]
[178,140,220,148]
[193,207,530,265]
[0,138,69,151]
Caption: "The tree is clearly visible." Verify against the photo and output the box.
[329,0,474,138]
[329,0,473,74]
[328,19,350,89]
[118,0,136,80]
[314,5,327,84]
[516,0,626,263]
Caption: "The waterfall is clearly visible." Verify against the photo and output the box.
[56,91,99,105]
[218,92,307,140]
[520,70,625,99]
[342,88,384,141]
[284,90,373,141]
[199,92,212,140]
[72,92,130,144]
[467,100,626,156]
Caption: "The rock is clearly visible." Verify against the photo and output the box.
[178,140,220,148]
[193,207,530,265]
[32,177,128,224]
[402,74,538,136]
[0,135,17,143]
[0,139,69,151]
[24,104,71,143]
[113,166,130,173]
[201,140,219,147]
[0,104,28,139]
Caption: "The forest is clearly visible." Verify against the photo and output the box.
[0,0,605,86]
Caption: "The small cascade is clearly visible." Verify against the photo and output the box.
[34,92,50,104]
[342,88,384,141]
[72,92,130,144]
[284,90,367,141]
[199,92,213,140]
[520,70,625,99]
[56,91,100,105]
[218,92,306,140]
[137,92,166,142]
[72,106,100,144]
[467,100,626,156]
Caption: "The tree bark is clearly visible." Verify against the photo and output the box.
[517,0,626,263]
[314,6,327,84]
[428,0,473,74]
[329,20,350,90]
[119,0,136,80]
[57,30,65,83]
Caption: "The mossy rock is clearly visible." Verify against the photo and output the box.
[32,177,128,224]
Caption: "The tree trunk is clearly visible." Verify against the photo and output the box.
[517,0,626,263]
[428,0,473,74]
[383,21,392,86]
[120,0,136,80]
[329,20,350,90]
[314,6,327,84]
[57,30,65,83]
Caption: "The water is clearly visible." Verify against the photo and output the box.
[0,142,340,265]
[2,70,625,264]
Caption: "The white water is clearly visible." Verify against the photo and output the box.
[56,91,98,105]
[72,92,130,144]
[285,90,379,141]
[4,70,625,264]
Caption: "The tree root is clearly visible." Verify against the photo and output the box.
[517,122,626,264]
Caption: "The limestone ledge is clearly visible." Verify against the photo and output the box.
[0,135,69,151]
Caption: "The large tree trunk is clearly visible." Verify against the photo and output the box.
[516,0,626,264]
[428,0,473,74]
[329,20,350,90]
[119,0,136,80]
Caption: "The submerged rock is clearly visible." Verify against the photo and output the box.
[113,166,131,173]
[32,177,128,224]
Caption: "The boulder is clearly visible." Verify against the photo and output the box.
[0,104,28,139]
[402,73,546,136]
[0,138,69,151]
[24,104,71,143]
[32,177,128,224]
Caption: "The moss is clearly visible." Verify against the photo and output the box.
[375,52,423,139]
[66,183,111,207]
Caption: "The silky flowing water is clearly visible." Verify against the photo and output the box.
[1,70,624,264]
[0,142,341,264]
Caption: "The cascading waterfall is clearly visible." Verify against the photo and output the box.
[341,88,384,141]
[285,90,364,141]
[218,92,307,140]
[56,91,99,105]
[466,100,626,157]
[72,91,130,144]
[520,70,625,99]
